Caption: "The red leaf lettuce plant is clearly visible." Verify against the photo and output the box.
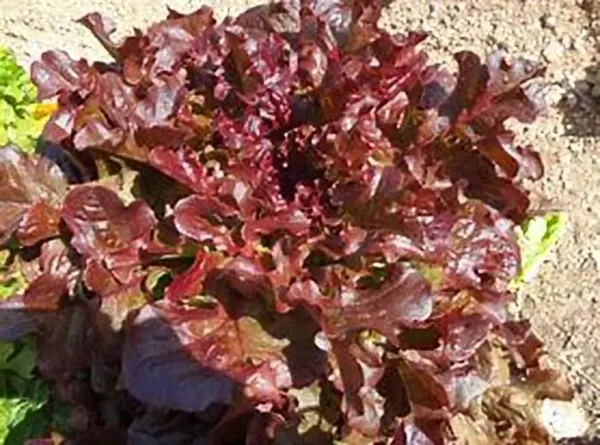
[0,1,576,443]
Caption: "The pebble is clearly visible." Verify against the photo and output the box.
[591,85,600,98]
[542,40,564,62]
[541,14,557,29]
[544,85,565,106]
[560,35,572,49]
[540,399,589,439]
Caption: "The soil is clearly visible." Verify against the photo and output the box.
[0,0,599,442]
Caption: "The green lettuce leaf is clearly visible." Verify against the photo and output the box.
[511,212,568,289]
[0,48,53,153]
[0,337,37,379]
[0,49,36,104]
[0,336,49,444]
[0,249,28,302]
[0,379,49,445]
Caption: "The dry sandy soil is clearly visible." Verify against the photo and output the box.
[1,0,599,442]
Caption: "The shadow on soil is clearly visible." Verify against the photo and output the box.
[560,438,600,445]
[558,63,600,138]
[560,0,599,138]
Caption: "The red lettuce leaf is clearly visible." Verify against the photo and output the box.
[0,147,67,246]
[320,264,433,341]
[149,147,212,194]
[31,50,95,101]
[173,195,237,251]
[164,252,221,304]
[61,185,156,283]
[125,266,326,411]
[0,240,77,340]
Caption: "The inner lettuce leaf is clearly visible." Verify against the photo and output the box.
[511,212,568,289]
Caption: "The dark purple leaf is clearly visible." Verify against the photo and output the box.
[37,304,92,380]
[122,302,238,412]
[0,295,39,341]
[43,105,78,143]
[444,51,490,119]
[85,259,147,391]
[127,408,211,445]
[440,312,493,362]
[135,72,187,126]
[486,51,545,96]
[124,292,325,411]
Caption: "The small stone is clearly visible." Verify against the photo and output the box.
[591,84,600,98]
[542,40,564,62]
[507,300,520,317]
[560,35,572,49]
[540,399,589,439]
[544,85,565,106]
[541,14,557,29]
